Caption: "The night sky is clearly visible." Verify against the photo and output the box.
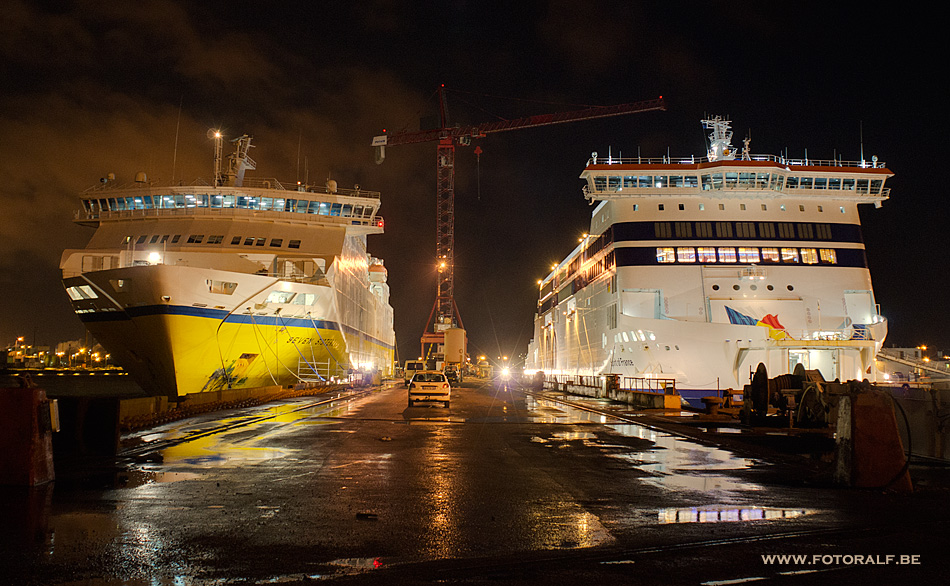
[1,1,944,364]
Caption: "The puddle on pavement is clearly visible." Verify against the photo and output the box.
[528,396,764,496]
[658,506,816,524]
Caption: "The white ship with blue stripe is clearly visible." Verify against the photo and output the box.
[61,134,395,399]
[525,117,890,405]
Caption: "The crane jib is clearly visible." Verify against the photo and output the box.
[373,97,666,147]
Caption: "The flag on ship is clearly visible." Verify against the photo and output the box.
[725,307,788,339]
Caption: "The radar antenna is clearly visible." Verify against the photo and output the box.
[702,116,735,161]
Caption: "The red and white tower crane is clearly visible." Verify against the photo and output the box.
[372,88,665,361]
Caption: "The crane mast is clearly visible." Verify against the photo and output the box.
[373,89,666,364]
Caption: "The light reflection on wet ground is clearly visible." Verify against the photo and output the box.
[527,395,764,496]
[658,506,815,524]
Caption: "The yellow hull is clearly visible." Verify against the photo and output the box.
[83,308,393,398]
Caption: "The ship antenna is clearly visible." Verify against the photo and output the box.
[859,120,865,166]
[171,95,182,183]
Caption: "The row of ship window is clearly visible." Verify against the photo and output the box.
[653,221,834,240]
[591,173,885,194]
[645,203,845,213]
[657,246,837,264]
[131,234,301,249]
[83,195,376,219]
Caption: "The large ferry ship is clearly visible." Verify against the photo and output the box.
[61,133,395,399]
[525,117,890,405]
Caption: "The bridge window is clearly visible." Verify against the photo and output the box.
[266,291,296,304]
[186,235,204,244]
[207,235,224,244]
[638,175,653,188]
[207,280,237,295]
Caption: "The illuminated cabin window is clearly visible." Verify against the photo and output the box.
[657,247,676,263]
[761,248,780,262]
[781,248,800,263]
[66,285,98,300]
[207,280,237,295]
[676,247,696,262]
[820,249,837,263]
[840,207,846,213]
[801,249,819,264]
[738,248,760,263]
[633,204,639,211]
[288,240,301,249]
[266,291,296,304]
[697,247,717,263]
[718,247,737,263]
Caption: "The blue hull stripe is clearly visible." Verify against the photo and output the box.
[78,304,394,350]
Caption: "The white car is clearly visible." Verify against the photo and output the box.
[408,370,451,408]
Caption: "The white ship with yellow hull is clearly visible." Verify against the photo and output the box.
[61,134,394,399]
[526,118,891,405]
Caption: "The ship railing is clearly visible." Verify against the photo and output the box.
[621,377,677,394]
[82,178,381,200]
[586,153,886,169]
[297,358,334,382]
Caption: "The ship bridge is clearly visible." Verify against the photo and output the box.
[75,177,384,236]
[581,154,892,206]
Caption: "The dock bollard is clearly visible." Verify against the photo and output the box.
[0,380,57,486]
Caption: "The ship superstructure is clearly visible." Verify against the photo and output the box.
[61,134,395,398]
[525,117,891,404]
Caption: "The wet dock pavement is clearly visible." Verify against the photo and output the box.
[3,380,950,585]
